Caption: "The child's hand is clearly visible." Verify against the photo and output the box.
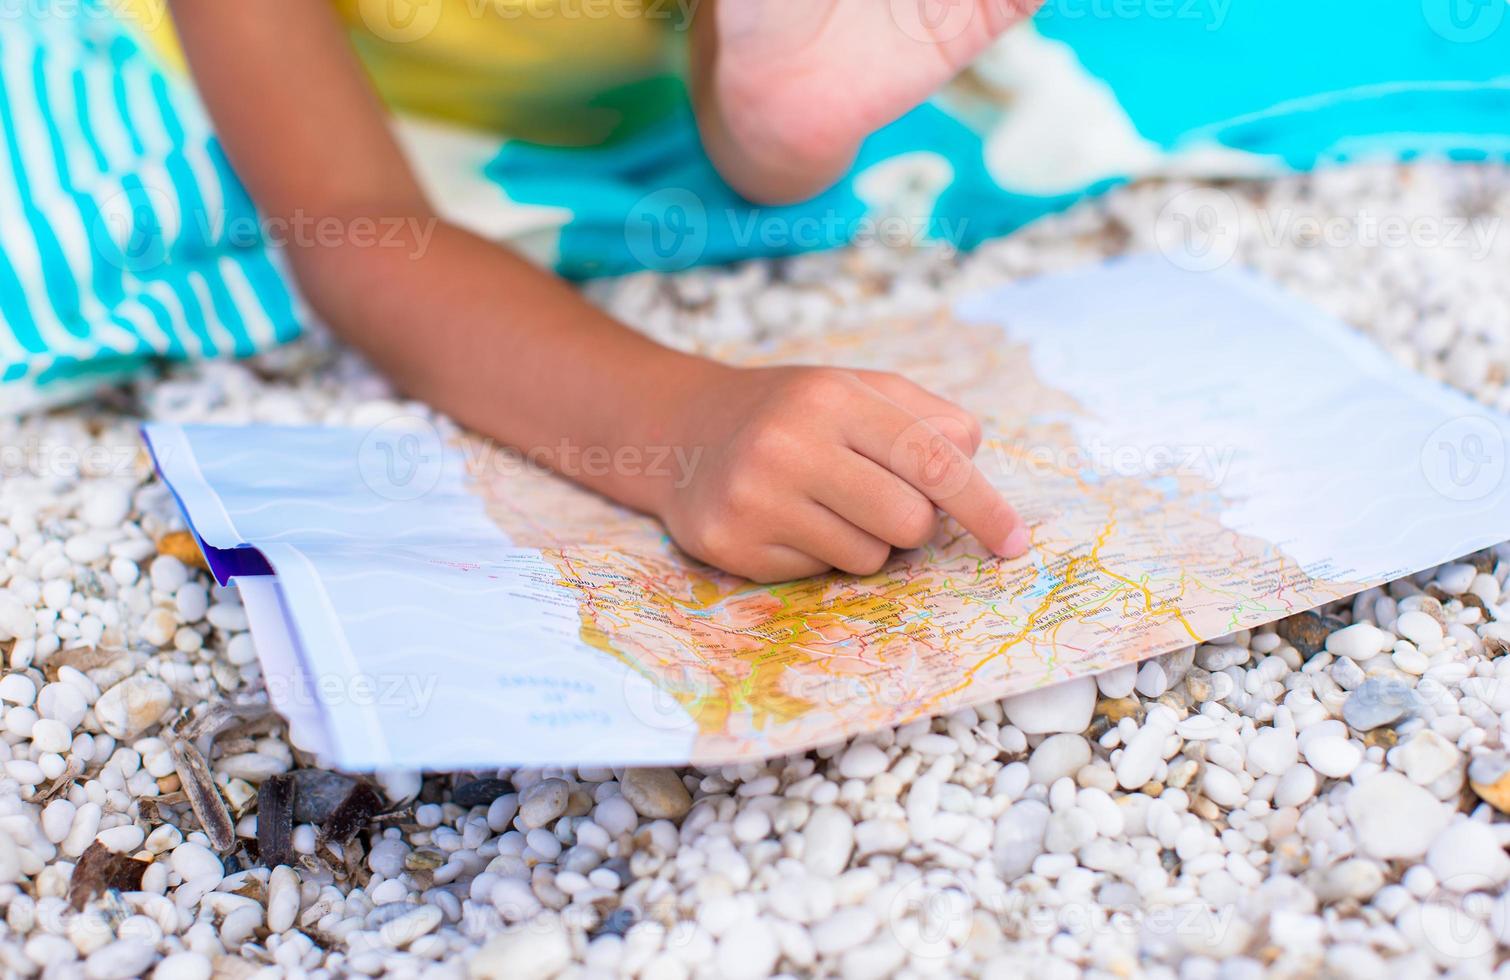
[656,364,1029,582]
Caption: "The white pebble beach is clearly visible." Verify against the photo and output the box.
[1,160,1509,978]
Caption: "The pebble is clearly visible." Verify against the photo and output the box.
[1303,735,1363,779]
[1002,676,1096,733]
[96,825,145,853]
[1247,726,1298,775]
[716,918,779,980]
[93,675,173,740]
[152,953,212,980]
[1342,677,1418,731]
[1096,663,1138,698]
[1314,859,1385,903]
[84,940,157,980]
[1201,765,1244,808]
[518,778,571,828]
[1116,711,1174,789]
[169,842,224,885]
[1346,772,1453,859]
[468,917,572,979]
[1134,660,1170,697]
[41,800,76,843]
[1393,729,1461,786]
[1436,563,1477,595]
[1274,764,1319,807]
[1425,819,1510,890]
[1029,733,1091,785]
[149,555,190,593]
[837,742,889,779]
[140,608,177,647]
[267,866,300,932]
[1045,808,1097,852]
[379,905,443,947]
[36,682,88,729]
[619,768,692,819]
[1325,622,1391,661]
[30,717,72,753]
[174,583,209,623]
[1395,610,1444,650]
[1280,611,1346,656]
[0,673,36,705]
[803,806,855,877]
[994,799,1050,877]
[81,482,133,528]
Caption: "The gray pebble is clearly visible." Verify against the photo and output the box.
[1343,677,1418,732]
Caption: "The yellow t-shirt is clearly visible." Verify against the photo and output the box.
[121,0,686,146]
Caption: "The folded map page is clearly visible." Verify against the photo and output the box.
[141,258,1510,771]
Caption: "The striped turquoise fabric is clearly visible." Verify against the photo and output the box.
[0,1,302,405]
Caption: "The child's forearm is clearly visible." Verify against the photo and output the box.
[288,214,719,515]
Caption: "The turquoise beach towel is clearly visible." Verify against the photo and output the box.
[2,0,1509,407]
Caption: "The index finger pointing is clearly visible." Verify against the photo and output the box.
[846,406,1028,559]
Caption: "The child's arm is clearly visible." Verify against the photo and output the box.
[168,0,1029,582]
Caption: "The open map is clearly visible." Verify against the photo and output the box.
[142,258,1510,769]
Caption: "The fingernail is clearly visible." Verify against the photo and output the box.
[999,524,1029,558]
